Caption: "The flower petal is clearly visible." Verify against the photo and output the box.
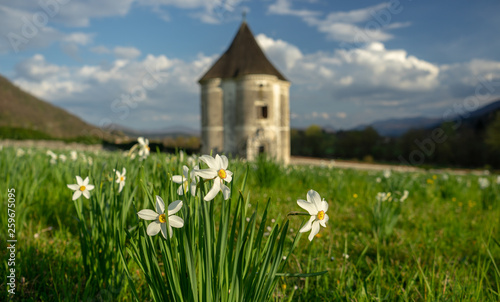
[169,215,184,228]
[76,176,83,185]
[182,165,189,177]
[122,168,126,175]
[297,199,317,216]
[221,183,231,200]
[320,213,329,228]
[176,185,184,196]
[138,137,145,145]
[200,155,217,169]
[85,184,94,191]
[168,200,183,215]
[83,177,89,186]
[72,190,82,200]
[194,168,217,179]
[220,155,229,169]
[204,179,221,201]
[320,199,328,213]
[307,190,321,209]
[224,170,233,183]
[171,175,184,184]
[299,216,315,233]
[67,184,79,190]
[160,223,169,239]
[308,221,320,241]
[137,209,159,220]
[82,190,90,199]
[119,182,125,193]
[156,196,165,214]
[147,221,161,236]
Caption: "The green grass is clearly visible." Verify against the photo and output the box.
[0,146,499,301]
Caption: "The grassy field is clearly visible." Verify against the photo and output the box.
[0,146,499,301]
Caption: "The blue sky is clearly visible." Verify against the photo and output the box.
[1,0,500,132]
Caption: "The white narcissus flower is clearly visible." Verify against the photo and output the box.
[399,190,409,202]
[70,150,78,161]
[187,154,198,167]
[67,176,95,200]
[194,154,233,201]
[383,170,391,178]
[172,165,198,196]
[137,137,150,160]
[47,150,57,164]
[497,175,500,185]
[114,168,126,193]
[297,190,329,241]
[478,177,490,189]
[137,196,184,239]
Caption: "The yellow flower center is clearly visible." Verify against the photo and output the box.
[317,210,325,221]
[218,169,227,179]
[159,214,167,223]
[120,176,125,182]
[79,186,86,191]
[147,146,150,151]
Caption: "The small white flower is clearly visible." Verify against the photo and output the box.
[70,150,78,161]
[137,137,150,160]
[194,154,233,201]
[59,154,67,162]
[383,170,391,178]
[376,192,388,202]
[114,168,126,193]
[16,148,25,157]
[187,154,198,167]
[343,253,350,259]
[137,196,184,239]
[67,176,95,200]
[399,190,409,202]
[297,190,329,241]
[47,150,57,164]
[478,177,490,189]
[171,165,199,196]
[442,174,449,181]
[496,176,500,185]
[376,177,381,183]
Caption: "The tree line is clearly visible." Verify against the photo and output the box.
[291,112,500,169]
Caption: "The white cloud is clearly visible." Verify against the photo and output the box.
[138,0,244,24]
[63,32,94,45]
[268,0,319,18]
[90,45,111,54]
[255,34,303,70]
[268,1,410,43]
[113,46,142,60]
[336,112,347,119]
[12,52,217,130]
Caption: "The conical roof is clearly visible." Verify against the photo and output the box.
[199,21,287,82]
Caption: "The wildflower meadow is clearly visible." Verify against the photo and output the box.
[1,142,499,301]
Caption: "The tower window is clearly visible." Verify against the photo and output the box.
[256,105,268,119]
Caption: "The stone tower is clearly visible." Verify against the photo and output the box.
[198,21,291,164]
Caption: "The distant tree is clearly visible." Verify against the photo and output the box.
[304,124,324,157]
[486,112,500,151]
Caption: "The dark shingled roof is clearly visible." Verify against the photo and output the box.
[198,21,288,82]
